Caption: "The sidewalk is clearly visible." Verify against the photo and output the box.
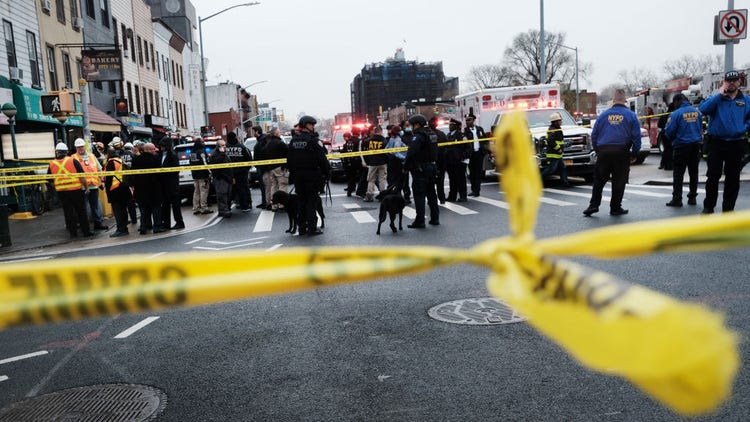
[0,204,219,259]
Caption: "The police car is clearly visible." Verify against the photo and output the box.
[175,139,218,201]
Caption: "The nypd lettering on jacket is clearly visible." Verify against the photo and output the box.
[225,146,251,161]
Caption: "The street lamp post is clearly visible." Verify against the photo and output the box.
[558,44,579,115]
[1,103,19,160]
[199,2,261,126]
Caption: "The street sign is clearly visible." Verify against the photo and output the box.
[717,9,748,41]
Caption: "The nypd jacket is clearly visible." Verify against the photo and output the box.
[698,91,750,141]
[663,101,703,147]
[591,104,641,155]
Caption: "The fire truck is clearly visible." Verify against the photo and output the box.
[454,84,596,179]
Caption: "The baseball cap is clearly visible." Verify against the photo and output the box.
[724,70,740,81]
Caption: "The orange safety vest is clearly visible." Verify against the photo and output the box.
[106,157,123,191]
[73,152,102,188]
[49,157,84,191]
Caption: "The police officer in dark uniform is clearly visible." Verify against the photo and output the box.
[225,131,253,211]
[445,118,469,202]
[583,89,641,216]
[429,115,449,204]
[341,132,359,196]
[404,114,439,228]
[699,70,750,214]
[663,93,702,207]
[287,116,330,236]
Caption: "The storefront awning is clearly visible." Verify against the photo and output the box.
[88,105,121,132]
[128,125,153,136]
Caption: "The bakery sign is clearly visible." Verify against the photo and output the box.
[81,49,123,82]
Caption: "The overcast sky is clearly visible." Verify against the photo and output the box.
[197,0,750,121]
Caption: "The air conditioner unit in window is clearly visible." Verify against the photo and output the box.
[72,17,82,30]
[41,0,51,12]
[9,67,23,83]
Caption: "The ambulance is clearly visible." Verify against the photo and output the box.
[454,84,596,180]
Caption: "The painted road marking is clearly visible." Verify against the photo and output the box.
[194,241,264,251]
[0,375,8,382]
[439,202,478,215]
[148,252,167,259]
[114,316,160,339]
[403,207,416,219]
[207,236,268,245]
[351,211,376,223]
[468,196,511,209]
[266,244,283,252]
[0,351,49,365]
[253,210,274,232]
[185,238,204,245]
[343,203,360,209]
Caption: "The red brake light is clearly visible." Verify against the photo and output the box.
[549,90,558,96]
[482,95,492,101]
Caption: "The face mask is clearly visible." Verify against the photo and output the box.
[404,127,412,133]
[399,131,404,137]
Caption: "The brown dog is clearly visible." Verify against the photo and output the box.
[271,190,325,234]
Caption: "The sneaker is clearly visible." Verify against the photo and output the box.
[665,201,683,207]
[582,206,599,216]
[610,208,629,216]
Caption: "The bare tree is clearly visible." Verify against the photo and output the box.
[616,67,660,94]
[662,54,723,79]
[465,64,513,91]
[501,30,584,85]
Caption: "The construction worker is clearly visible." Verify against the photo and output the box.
[72,138,107,231]
[48,142,93,238]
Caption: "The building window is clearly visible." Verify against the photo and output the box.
[85,0,95,19]
[120,23,126,51]
[55,0,65,24]
[62,52,72,88]
[3,20,17,69]
[70,0,79,20]
[163,56,169,82]
[108,81,116,93]
[150,43,155,72]
[137,36,143,66]
[126,82,133,113]
[112,18,118,46]
[178,64,183,89]
[134,84,141,114]
[99,0,109,28]
[129,31,135,63]
[26,31,41,88]
[171,60,176,86]
[144,41,149,68]
[142,87,147,114]
[148,90,154,116]
[156,52,161,77]
[46,46,58,90]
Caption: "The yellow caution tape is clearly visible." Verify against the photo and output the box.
[0,112,743,416]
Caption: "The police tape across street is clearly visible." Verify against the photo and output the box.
[1,111,747,416]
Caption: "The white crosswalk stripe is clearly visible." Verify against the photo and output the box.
[573,185,671,198]
[439,202,478,215]
[465,196,511,209]
[253,210,275,232]
[351,211,376,223]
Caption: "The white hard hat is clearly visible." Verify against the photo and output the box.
[55,142,69,151]
[549,112,562,122]
[124,142,133,150]
[111,136,123,147]
[74,138,86,147]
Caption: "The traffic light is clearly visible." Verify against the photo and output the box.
[434,106,439,115]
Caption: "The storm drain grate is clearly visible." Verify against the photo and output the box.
[0,384,166,422]
[428,297,527,325]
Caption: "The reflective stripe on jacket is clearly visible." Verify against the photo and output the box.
[73,152,102,188]
[106,157,123,191]
[50,157,83,191]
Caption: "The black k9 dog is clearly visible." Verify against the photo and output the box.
[272,190,325,234]
[376,185,406,235]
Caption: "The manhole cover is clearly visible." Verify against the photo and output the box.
[428,297,526,325]
[0,384,166,422]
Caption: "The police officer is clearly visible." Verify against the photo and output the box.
[404,114,439,228]
[48,142,93,238]
[429,115,449,204]
[341,132,359,196]
[225,131,253,211]
[445,118,469,202]
[118,139,138,224]
[464,114,488,197]
[540,112,571,187]
[287,116,330,236]
[584,88,641,216]
[698,70,750,214]
[663,93,702,207]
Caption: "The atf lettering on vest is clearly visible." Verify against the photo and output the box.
[608,114,625,125]
[50,157,83,191]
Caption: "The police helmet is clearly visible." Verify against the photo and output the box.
[408,114,427,128]
[549,112,562,122]
[124,142,133,150]
[74,138,86,148]
[299,115,317,126]
[55,142,69,151]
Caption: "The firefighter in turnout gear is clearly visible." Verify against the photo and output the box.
[540,112,571,187]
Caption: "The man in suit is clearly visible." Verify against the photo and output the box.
[463,114,488,197]
[131,142,165,234]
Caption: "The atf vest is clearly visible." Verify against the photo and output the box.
[50,157,83,191]
[73,153,102,188]
[106,157,124,191]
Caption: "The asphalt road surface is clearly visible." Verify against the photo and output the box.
[1,163,749,421]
